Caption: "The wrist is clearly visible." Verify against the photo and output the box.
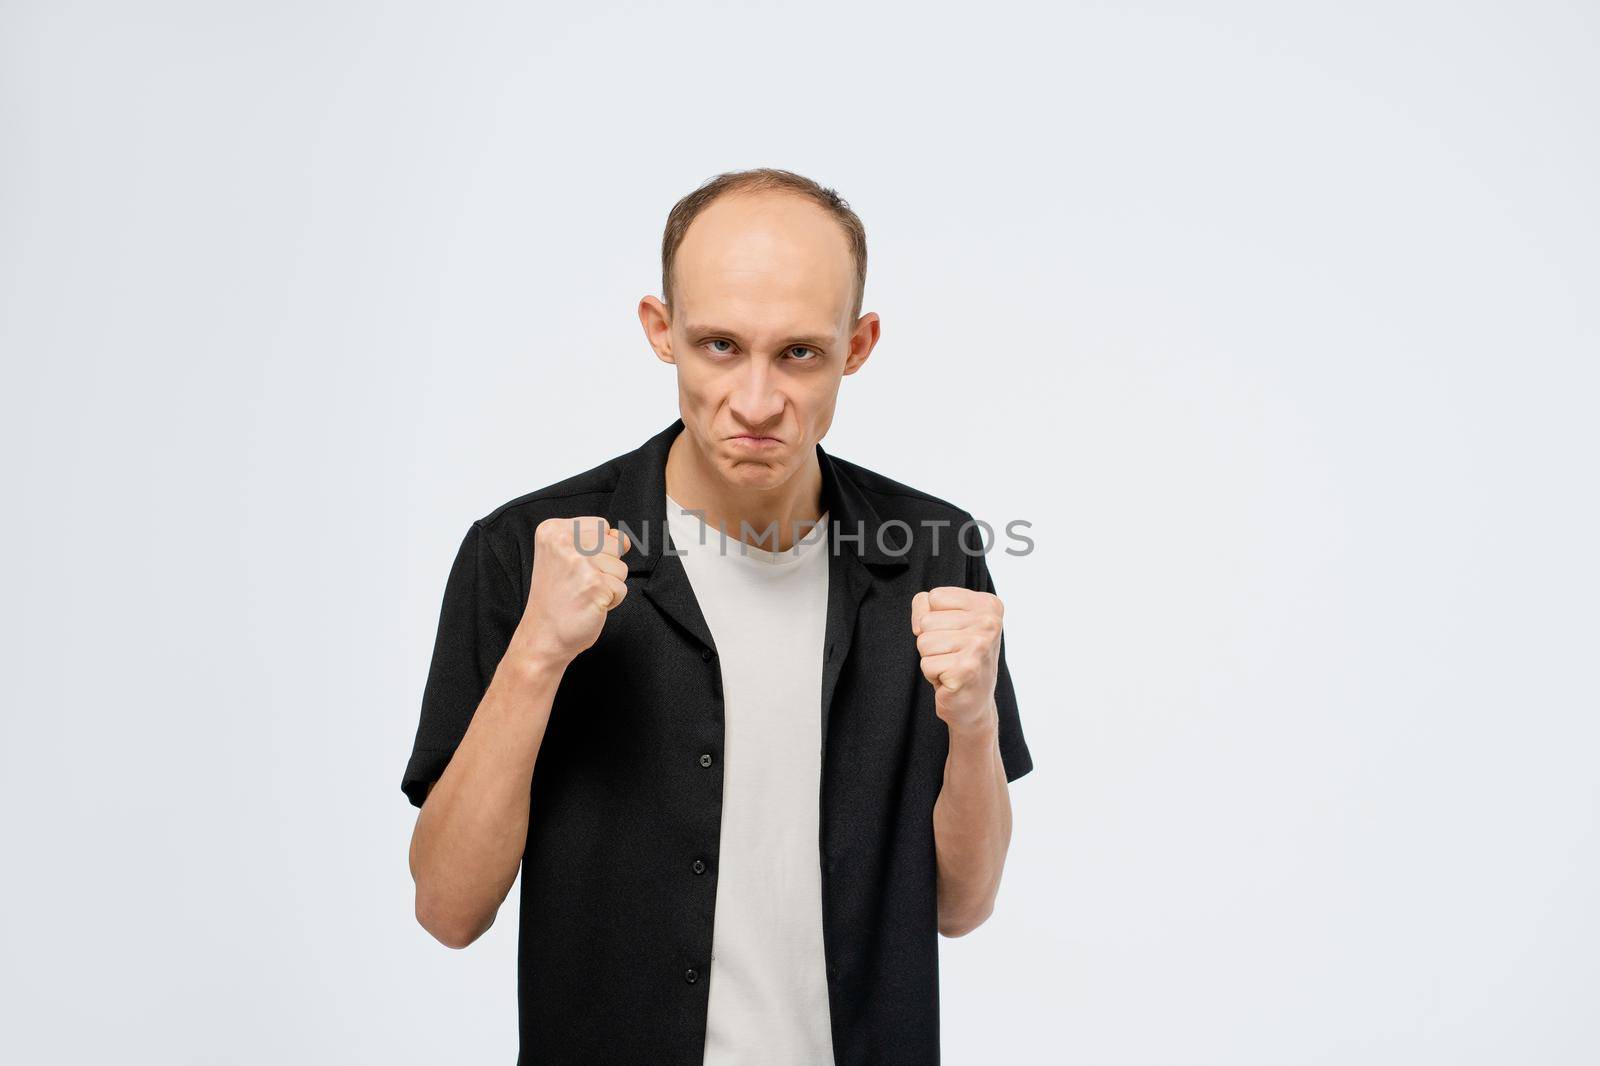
[498,639,570,694]
[945,699,1000,748]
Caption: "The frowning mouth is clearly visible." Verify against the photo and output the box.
[730,435,782,448]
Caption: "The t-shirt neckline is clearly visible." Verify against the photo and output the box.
[665,492,829,566]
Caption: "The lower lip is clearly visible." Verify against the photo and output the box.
[731,436,782,449]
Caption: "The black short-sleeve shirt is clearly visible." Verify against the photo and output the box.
[402,418,1034,1064]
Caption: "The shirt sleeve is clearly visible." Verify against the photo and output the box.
[966,541,1035,784]
[400,520,524,808]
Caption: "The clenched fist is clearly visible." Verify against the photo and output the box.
[911,586,1004,736]
[508,516,632,669]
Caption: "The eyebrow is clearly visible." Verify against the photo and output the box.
[683,324,834,350]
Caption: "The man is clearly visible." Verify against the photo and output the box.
[401,167,1034,1065]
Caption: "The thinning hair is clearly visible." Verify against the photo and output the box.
[660,167,868,324]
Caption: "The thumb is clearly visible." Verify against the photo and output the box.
[910,590,930,635]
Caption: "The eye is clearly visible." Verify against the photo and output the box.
[787,346,819,362]
[705,338,735,354]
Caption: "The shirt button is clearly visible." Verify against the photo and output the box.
[699,753,713,768]
[685,967,699,984]
[692,858,706,875]
[701,648,713,662]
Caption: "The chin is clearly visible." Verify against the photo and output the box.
[717,449,790,486]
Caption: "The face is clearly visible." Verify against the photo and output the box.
[639,190,880,492]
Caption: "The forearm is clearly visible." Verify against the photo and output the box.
[408,648,566,948]
[932,697,1012,937]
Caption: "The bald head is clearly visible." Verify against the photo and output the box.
[670,190,858,335]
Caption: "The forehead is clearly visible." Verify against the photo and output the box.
[673,191,854,330]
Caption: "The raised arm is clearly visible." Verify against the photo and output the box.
[408,517,630,948]
[912,584,1014,937]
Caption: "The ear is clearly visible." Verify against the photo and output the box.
[842,311,880,376]
[638,295,676,365]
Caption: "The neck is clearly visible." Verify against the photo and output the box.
[664,429,826,553]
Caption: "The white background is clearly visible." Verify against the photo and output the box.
[3,1,1596,1062]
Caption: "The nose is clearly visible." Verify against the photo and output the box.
[728,356,785,427]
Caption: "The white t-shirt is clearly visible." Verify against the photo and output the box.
[664,492,837,1066]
